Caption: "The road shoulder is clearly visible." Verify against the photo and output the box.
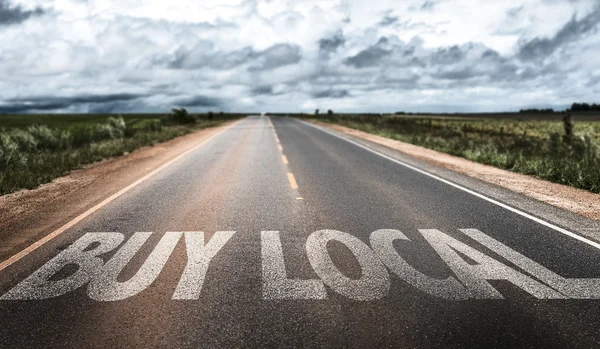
[304,119,600,241]
[0,121,237,261]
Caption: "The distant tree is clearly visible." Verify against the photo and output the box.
[208,111,214,120]
[171,107,197,124]
[327,109,334,116]
[315,109,320,116]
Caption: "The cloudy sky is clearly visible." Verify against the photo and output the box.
[0,0,599,113]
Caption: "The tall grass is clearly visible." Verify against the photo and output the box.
[301,114,600,194]
[0,113,240,195]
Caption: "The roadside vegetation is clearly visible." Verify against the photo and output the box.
[296,112,600,194]
[0,110,242,195]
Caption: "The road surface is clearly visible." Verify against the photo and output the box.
[1,116,600,348]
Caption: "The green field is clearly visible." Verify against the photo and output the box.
[0,112,243,195]
[0,114,161,130]
[294,113,600,194]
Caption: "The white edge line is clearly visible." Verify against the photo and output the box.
[299,119,600,251]
[0,119,243,272]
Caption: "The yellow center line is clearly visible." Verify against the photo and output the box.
[269,117,299,195]
[287,173,298,189]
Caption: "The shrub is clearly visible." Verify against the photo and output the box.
[146,120,163,132]
[0,134,26,171]
[27,125,59,150]
[108,116,126,138]
[10,129,38,151]
[93,124,116,141]
[160,113,172,125]
[563,113,573,142]
[92,116,127,141]
[57,130,73,149]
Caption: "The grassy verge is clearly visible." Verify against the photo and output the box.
[0,111,243,195]
[295,114,600,194]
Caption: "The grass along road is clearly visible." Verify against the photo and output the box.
[0,112,243,195]
[294,114,600,194]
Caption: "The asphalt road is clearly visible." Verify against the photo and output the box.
[1,115,600,348]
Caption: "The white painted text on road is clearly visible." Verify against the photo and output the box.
[2,228,599,301]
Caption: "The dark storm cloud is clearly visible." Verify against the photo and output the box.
[429,46,523,82]
[0,101,66,113]
[340,38,523,85]
[318,32,345,59]
[251,85,277,96]
[169,43,301,71]
[171,95,222,108]
[482,49,501,59]
[506,5,524,18]
[586,75,600,87]
[518,6,600,60]
[344,38,392,68]
[345,47,391,68]
[434,68,479,80]
[0,93,146,113]
[400,42,519,83]
[379,14,398,26]
[248,44,302,71]
[319,34,345,51]
[169,46,256,70]
[421,1,437,11]
[374,73,420,88]
[481,50,522,82]
[342,37,426,70]
[0,0,45,26]
[87,99,151,114]
[430,45,467,65]
[214,47,256,70]
[312,89,350,99]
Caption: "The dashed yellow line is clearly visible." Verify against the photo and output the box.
[269,117,300,193]
[287,173,298,189]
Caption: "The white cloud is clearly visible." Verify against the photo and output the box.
[0,0,599,113]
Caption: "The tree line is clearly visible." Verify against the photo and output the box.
[516,102,600,114]
[570,103,600,112]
